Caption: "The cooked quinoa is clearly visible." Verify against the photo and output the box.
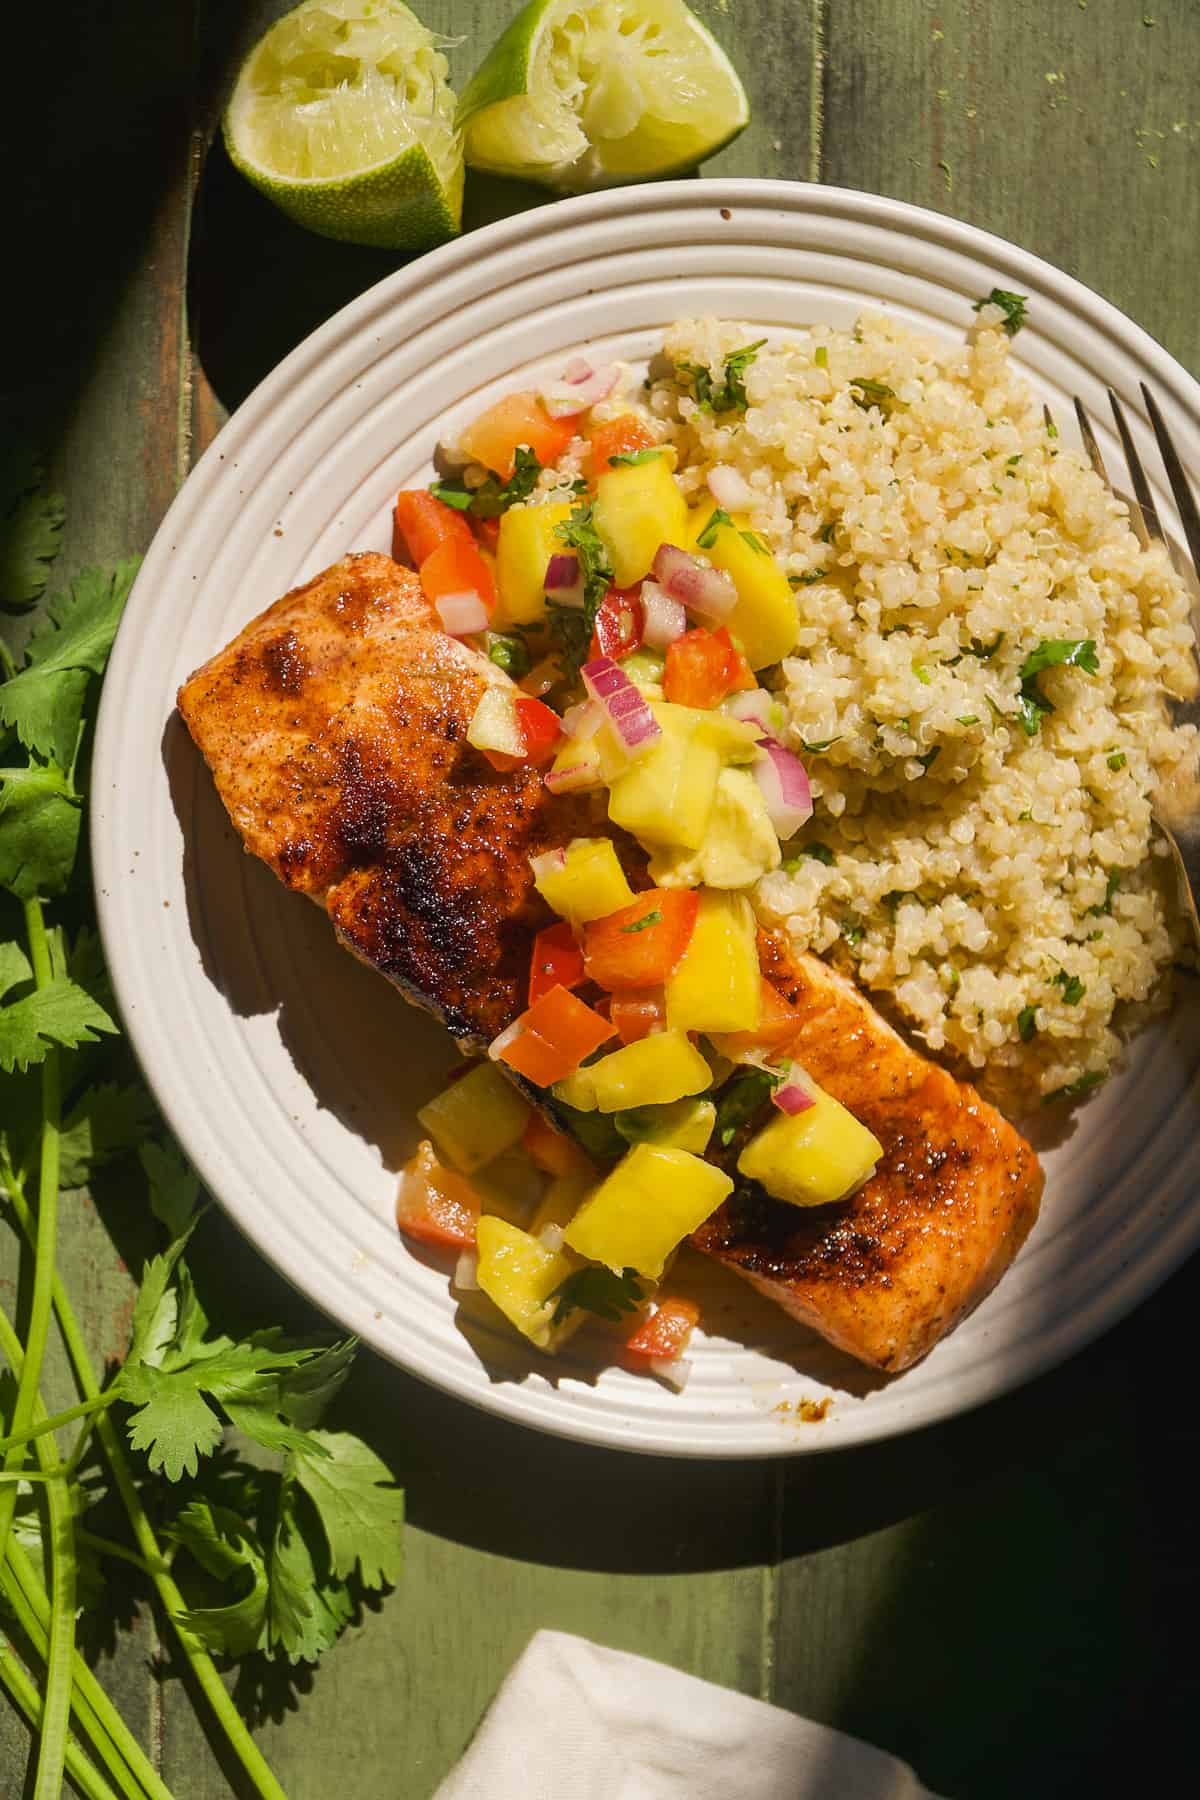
[618,309,1198,1108]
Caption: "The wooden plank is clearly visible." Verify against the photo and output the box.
[820,0,1200,374]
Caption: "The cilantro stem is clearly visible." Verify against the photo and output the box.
[77,1527,171,1581]
[0,1390,112,1454]
[0,1639,123,1800]
[3,1180,290,1800]
[33,1453,76,1800]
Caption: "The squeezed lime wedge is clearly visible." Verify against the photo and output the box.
[223,0,463,250]
[457,0,749,191]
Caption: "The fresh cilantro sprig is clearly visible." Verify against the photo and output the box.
[0,445,65,613]
[430,445,543,518]
[972,288,1029,335]
[675,339,767,413]
[549,1264,643,1325]
[548,499,614,682]
[1015,637,1099,735]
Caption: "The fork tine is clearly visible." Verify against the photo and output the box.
[1141,381,1200,576]
[1107,388,1164,546]
[1073,397,1109,483]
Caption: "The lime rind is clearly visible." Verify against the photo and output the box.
[224,0,463,251]
[458,0,749,191]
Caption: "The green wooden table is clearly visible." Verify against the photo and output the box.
[5,3,1199,1793]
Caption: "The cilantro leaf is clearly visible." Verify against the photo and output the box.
[429,447,544,519]
[621,909,661,933]
[782,843,834,869]
[972,288,1029,335]
[268,1477,353,1663]
[0,560,139,766]
[849,377,896,411]
[426,483,473,511]
[485,631,532,680]
[714,1068,779,1148]
[289,1430,404,1590]
[0,763,82,900]
[677,339,766,413]
[608,448,664,467]
[125,1371,226,1480]
[548,1264,644,1326]
[57,1081,156,1189]
[0,445,65,611]
[1043,1070,1105,1105]
[1049,968,1086,1005]
[0,974,116,1073]
[0,941,32,1002]
[696,507,733,550]
[1017,1005,1039,1042]
[1015,638,1099,735]
[1088,869,1122,918]
[140,1137,201,1235]
[167,1499,269,1658]
[548,500,613,682]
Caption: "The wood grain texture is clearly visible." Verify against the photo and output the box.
[5,1,1200,1795]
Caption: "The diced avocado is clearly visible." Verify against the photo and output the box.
[649,768,781,891]
[593,457,689,588]
[737,1086,883,1207]
[606,705,722,850]
[585,1030,712,1113]
[666,890,761,1034]
[621,648,666,690]
[531,836,635,924]
[417,1063,532,1173]
[530,1172,594,1237]
[470,1148,543,1224]
[687,506,798,668]
[475,1215,577,1350]
[614,1096,716,1153]
[564,1144,733,1279]
[495,501,571,626]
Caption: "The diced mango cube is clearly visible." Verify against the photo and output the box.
[606,706,722,850]
[564,1144,733,1279]
[648,768,781,891]
[552,1066,599,1112]
[417,1063,532,1172]
[737,1088,883,1207]
[586,1030,712,1113]
[495,501,572,626]
[593,457,689,588]
[691,711,762,762]
[531,837,635,924]
[475,1214,576,1349]
[687,506,797,669]
[666,890,761,1034]
[614,1096,716,1153]
[530,1171,594,1236]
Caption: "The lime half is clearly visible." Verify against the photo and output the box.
[457,0,749,191]
[224,0,463,250]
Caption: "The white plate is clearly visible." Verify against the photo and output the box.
[92,179,1200,1458]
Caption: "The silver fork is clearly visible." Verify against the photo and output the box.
[1065,386,1200,944]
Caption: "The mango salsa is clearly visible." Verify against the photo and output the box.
[593,456,689,588]
[666,890,761,1034]
[648,768,781,891]
[530,1171,593,1237]
[614,1096,716,1153]
[495,501,572,626]
[531,837,635,924]
[737,1087,883,1207]
[475,1214,577,1350]
[564,1144,733,1279]
[417,1063,531,1173]
[607,705,722,850]
[687,506,797,669]
[585,1030,712,1113]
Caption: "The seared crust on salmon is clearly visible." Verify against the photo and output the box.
[691,939,1044,1371]
[180,550,1044,1374]
[178,553,593,1044]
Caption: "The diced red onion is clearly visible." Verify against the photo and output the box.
[540,361,619,417]
[453,1250,479,1290]
[544,552,585,607]
[640,580,688,648]
[538,1223,566,1253]
[582,657,662,756]
[544,755,602,795]
[435,590,489,636]
[652,543,738,621]
[561,699,602,741]
[754,737,813,837]
[529,847,566,882]
[725,688,774,730]
[650,1356,693,1391]
[772,1076,817,1116]
[707,465,757,510]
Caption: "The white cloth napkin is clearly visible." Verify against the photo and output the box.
[433,1630,941,1800]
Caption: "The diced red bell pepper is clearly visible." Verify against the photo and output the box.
[520,1110,591,1177]
[663,625,744,709]
[609,989,667,1044]
[624,1297,700,1363]
[582,890,699,991]
[396,1144,479,1250]
[420,536,497,617]
[586,414,658,475]
[515,696,563,767]
[529,922,586,1006]
[392,489,476,568]
[708,979,804,1058]
[459,392,577,480]
[491,984,614,1087]
[590,586,645,661]
[712,626,757,692]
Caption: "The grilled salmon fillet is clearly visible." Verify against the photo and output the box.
[691,937,1044,1371]
[177,552,598,1045]
[180,550,1043,1374]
